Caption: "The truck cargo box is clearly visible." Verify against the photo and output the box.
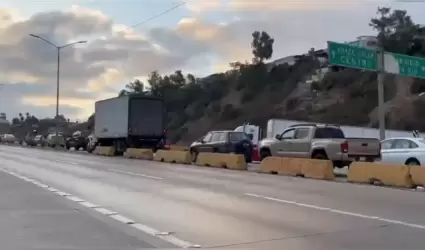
[94,95,165,139]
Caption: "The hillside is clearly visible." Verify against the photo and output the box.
[8,7,425,144]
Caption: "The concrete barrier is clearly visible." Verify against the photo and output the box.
[300,159,335,180]
[93,146,115,156]
[168,145,189,151]
[260,157,302,176]
[348,162,413,188]
[154,150,191,164]
[409,166,425,187]
[195,152,247,170]
[124,148,153,160]
[260,157,334,180]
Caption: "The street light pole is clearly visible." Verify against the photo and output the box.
[29,34,86,136]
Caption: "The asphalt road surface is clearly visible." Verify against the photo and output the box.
[1,145,425,250]
[0,160,177,250]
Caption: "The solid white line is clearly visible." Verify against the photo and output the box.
[108,169,164,180]
[245,193,425,230]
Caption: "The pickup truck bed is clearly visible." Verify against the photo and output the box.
[346,137,381,161]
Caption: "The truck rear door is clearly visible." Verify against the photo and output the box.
[346,137,381,159]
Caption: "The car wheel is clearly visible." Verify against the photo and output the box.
[406,158,420,166]
[260,149,271,161]
[190,149,198,163]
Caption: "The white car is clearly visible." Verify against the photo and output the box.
[380,137,425,166]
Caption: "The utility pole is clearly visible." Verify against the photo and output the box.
[29,34,87,136]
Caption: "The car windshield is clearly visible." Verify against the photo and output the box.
[229,132,250,141]
[314,127,345,139]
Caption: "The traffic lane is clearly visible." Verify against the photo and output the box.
[1,153,425,249]
[0,169,165,250]
[2,145,425,226]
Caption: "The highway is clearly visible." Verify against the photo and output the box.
[1,145,425,249]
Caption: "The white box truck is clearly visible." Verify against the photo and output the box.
[94,95,166,154]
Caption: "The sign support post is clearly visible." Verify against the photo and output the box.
[377,48,386,141]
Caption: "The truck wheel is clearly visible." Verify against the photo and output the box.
[260,149,271,161]
[312,151,328,160]
[190,149,198,163]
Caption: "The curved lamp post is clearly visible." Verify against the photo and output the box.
[29,34,87,135]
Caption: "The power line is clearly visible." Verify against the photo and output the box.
[130,1,187,29]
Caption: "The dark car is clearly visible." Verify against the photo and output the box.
[65,131,88,150]
[189,131,253,163]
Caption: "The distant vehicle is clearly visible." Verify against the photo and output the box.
[86,133,97,153]
[94,95,166,155]
[46,133,65,148]
[189,130,254,163]
[65,131,88,150]
[2,134,15,143]
[234,123,262,145]
[380,137,425,165]
[258,123,381,168]
[34,135,47,147]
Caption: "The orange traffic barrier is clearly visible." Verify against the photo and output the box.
[260,157,334,180]
[195,152,247,170]
[124,148,153,160]
[348,162,413,188]
[154,150,191,164]
[93,146,115,156]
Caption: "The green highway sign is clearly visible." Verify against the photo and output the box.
[327,41,378,71]
[384,52,425,79]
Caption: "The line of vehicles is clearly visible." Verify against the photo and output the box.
[1,94,423,167]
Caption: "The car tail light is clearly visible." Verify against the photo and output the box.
[341,141,349,153]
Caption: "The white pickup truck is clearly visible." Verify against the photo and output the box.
[258,123,381,168]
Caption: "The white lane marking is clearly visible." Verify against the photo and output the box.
[108,169,164,180]
[80,201,100,208]
[110,214,135,224]
[47,187,59,192]
[131,224,201,248]
[56,191,71,196]
[55,160,80,165]
[0,168,200,248]
[66,196,85,202]
[245,193,425,230]
[94,207,118,216]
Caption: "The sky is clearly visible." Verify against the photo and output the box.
[0,0,424,121]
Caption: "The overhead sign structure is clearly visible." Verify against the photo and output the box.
[384,52,425,79]
[327,41,378,71]
[327,40,425,141]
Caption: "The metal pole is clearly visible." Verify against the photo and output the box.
[377,48,386,141]
[56,47,60,136]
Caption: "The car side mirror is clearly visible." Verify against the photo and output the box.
[275,134,282,140]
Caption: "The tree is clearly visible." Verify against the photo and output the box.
[12,117,20,125]
[370,7,425,56]
[251,31,274,64]
[119,79,146,96]
[18,113,24,122]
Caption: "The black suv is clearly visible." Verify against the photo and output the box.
[190,131,253,163]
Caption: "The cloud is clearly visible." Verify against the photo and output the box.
[0,5,197,120]
[0,1,421,121]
